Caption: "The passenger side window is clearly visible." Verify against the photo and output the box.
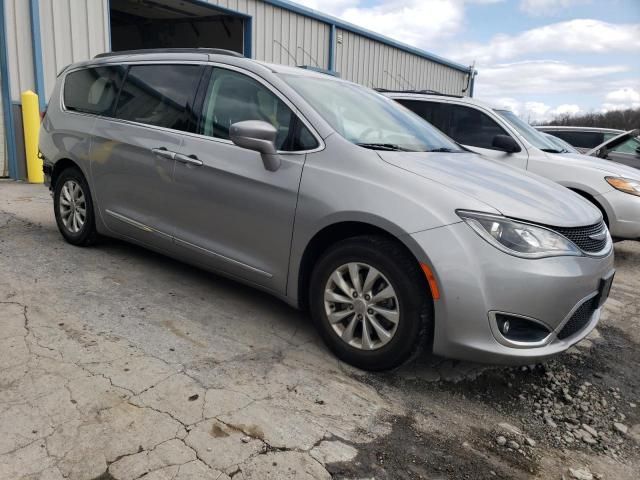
[397,100,450,135]
[199,68,318,151]
[611,137,640,154]
[446,105,509,150]
[397,100,509,150]
[115,64,202,131]
[64,66,126,116]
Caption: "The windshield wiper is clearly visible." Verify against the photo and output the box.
[356,143,411,151]
[425,147,463,153]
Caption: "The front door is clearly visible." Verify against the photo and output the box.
[91,63,203,251]
[169,66,320,293]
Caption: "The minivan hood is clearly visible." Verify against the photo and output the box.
[545,151,640,177]
[379,151,601,227]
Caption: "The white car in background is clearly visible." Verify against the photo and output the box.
[383,91,640,241]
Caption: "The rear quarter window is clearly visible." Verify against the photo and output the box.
[114,64,202,132]
[63,66,125,116]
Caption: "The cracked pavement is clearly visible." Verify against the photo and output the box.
[1,180,638,480]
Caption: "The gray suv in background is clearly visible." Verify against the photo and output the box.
[536,126,624,153]
[40,49,614,370]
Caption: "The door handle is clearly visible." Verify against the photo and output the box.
[151,148,176,160]
[175,153,203,167]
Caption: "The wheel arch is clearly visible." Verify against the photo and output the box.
[51,158,84,190]
[568,188,609,226]
[292,220,430,311]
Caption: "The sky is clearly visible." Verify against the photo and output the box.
[292,0,640,123]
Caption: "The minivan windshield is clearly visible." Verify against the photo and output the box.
[495,110,563,153]
[279,74,464,153]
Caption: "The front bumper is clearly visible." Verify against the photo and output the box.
[597,189,640,240]
[411,222,615,364]
[42,159,53,189]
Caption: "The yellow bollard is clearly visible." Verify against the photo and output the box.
[21,90,43,183]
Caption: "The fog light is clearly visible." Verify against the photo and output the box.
[495,314,550,343]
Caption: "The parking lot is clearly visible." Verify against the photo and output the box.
[0,180,638,480]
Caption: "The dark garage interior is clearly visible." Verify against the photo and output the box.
[110,0,245,54]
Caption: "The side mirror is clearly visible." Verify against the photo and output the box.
[492,135,521,153]
[596,148,608,159]
[230,120,281,171]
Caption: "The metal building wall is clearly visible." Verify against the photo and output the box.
[35,0,333,98]
[11,0,467,102]
[205,0,330,69]
[4,0,35,101]
[0,81,5,176]
[335,28,468,95]
[0,0,472,179]
[39,0,110,101]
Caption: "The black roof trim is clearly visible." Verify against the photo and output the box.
[296,65,340,77]
[94,48,244,59]
[375,88,464,98]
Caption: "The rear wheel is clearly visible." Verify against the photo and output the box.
[309,235,433,371]
[53,167,98,246]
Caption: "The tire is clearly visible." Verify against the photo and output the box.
[309,235,433,371]
[53,167,99,246]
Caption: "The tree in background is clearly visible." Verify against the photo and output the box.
[539,108,640,130]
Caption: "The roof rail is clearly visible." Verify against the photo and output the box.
[94,48,244,59]
[296,65,340,77]
[375,88,463,98]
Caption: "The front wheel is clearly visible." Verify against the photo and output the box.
[309,235,433,371]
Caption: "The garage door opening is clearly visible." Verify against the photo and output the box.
[110,0,246,55]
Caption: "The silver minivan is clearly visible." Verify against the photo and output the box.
[40,49,614,370]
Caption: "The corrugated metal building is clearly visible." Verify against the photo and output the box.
[0,0,475,180]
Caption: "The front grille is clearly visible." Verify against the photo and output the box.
[554,221,608,253]
[557,298,597,340]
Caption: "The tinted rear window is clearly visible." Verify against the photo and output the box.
[114,64,202,131]
[399,100,510,150]
[396,99,447,128]
[549,131,605,149]
[63,66,125,115]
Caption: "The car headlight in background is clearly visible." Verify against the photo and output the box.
[457,211,581,259]
[605,177,640,197]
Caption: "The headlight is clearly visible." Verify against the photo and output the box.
[457,211,581,259]
[605,176,640,197]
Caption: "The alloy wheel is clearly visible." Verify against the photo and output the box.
[59,179,86,234]
[324,262,400,350]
